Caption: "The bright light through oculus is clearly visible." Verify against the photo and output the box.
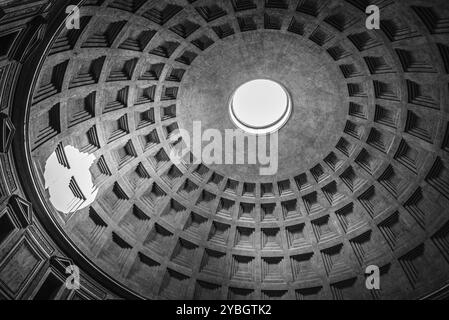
[44,145,98,214]
[229,79,292,134]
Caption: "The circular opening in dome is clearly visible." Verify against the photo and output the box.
[229,79,292,134]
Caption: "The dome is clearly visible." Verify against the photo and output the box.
[1,0,449,300]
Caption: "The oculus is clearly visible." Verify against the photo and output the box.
[229,79,292,135]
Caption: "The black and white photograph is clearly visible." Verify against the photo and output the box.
[0,0,448,313]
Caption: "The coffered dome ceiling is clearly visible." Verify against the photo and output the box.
[12,0,449,299]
